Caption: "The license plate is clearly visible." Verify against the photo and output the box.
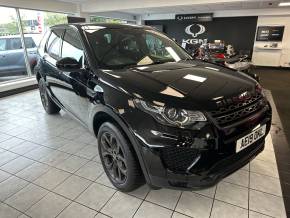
[236,124,266,153]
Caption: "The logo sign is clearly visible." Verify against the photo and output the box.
[185,24,206,38]
[237,91,251,101]
[215,91,251,107]
[181,24,207,48]
[175,13,213,22]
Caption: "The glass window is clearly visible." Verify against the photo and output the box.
[84,26,191,68]
[47,29,63,59]
[0,39,7,51]
[24,37,36,48]
[0,6,29,82]
[9,38,22,50]
[61,28,84,64]
[145,33,170,57]
[19,9,68,75]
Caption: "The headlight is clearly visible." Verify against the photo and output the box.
[133,99,207,127]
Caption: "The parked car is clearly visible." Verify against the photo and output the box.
[0,35,38,77]
[35,23,272,191]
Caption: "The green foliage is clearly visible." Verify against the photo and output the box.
[90,16,124,24]
[44,13,67,27]
[0,15,19,35]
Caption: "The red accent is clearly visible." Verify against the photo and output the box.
[215,53,226,59]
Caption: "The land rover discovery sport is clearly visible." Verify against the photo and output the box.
[35,23,272,191]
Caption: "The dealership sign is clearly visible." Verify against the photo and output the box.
[182,24,208,47]
[175,13,213,22]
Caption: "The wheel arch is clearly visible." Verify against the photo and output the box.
[90,106,151,185]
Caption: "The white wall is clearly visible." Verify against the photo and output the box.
[0,0,78,14]
[252,16,290,67]
[81,0,244,13]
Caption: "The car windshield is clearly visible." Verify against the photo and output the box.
[83,25,192,69]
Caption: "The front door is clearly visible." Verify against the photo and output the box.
[43,28,66,107]
[58,27,90,123]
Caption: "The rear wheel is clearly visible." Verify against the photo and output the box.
[98,122,144,192]
[38,77,60,114]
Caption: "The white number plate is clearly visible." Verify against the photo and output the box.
[236,125,266,153]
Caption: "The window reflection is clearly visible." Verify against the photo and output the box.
[62,29,84,64]
[0,6,68,83]
[0,6,28,82]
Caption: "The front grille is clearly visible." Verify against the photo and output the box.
[161,146,199,173]
[210,92,266,127]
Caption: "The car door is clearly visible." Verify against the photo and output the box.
[0,38,8,76]
[43,28,66,107]
[58,27,90,123]
[6,37,26,75]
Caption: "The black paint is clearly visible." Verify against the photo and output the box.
[145,16,258,53]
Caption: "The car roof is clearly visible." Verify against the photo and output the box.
[51,22,153,30]
[0,34,36,39]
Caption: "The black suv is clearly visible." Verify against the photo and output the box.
[35,23,272,191]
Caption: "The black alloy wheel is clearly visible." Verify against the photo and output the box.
[98,122,144,191]
[100,131,127,184]
[39,78,49,108]
[38,77,60,114]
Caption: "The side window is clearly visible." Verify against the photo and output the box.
[0,39,6,51]
[39,30,50,54]
[61,28,84,65]
[46,29,63,59]
[10,38,22,50]
[24,37,36,49]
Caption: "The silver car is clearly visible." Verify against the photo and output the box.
[0,35,38,77]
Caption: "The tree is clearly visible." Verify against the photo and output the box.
[44,13,67,27]
[0,15,19,35]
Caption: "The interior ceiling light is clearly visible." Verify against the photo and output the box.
[279,2,290,6]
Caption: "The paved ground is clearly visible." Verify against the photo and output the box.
[253,67,290,145]
[0,90,287,218]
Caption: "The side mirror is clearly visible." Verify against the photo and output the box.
[56,57,81,72]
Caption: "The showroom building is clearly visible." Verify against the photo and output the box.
[0,0,289,217]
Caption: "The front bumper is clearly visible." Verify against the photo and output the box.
[140,137,264,189]
[124,102,271,189]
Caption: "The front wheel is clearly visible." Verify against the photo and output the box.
[38,77,60,114]
[97,122,144,192]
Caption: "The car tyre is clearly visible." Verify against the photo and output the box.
[98,122,144,192]
[38,77,60,114]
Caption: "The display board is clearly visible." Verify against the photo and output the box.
[145,17,258,53]
[67,16,86,23]
[256,26,284,42]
